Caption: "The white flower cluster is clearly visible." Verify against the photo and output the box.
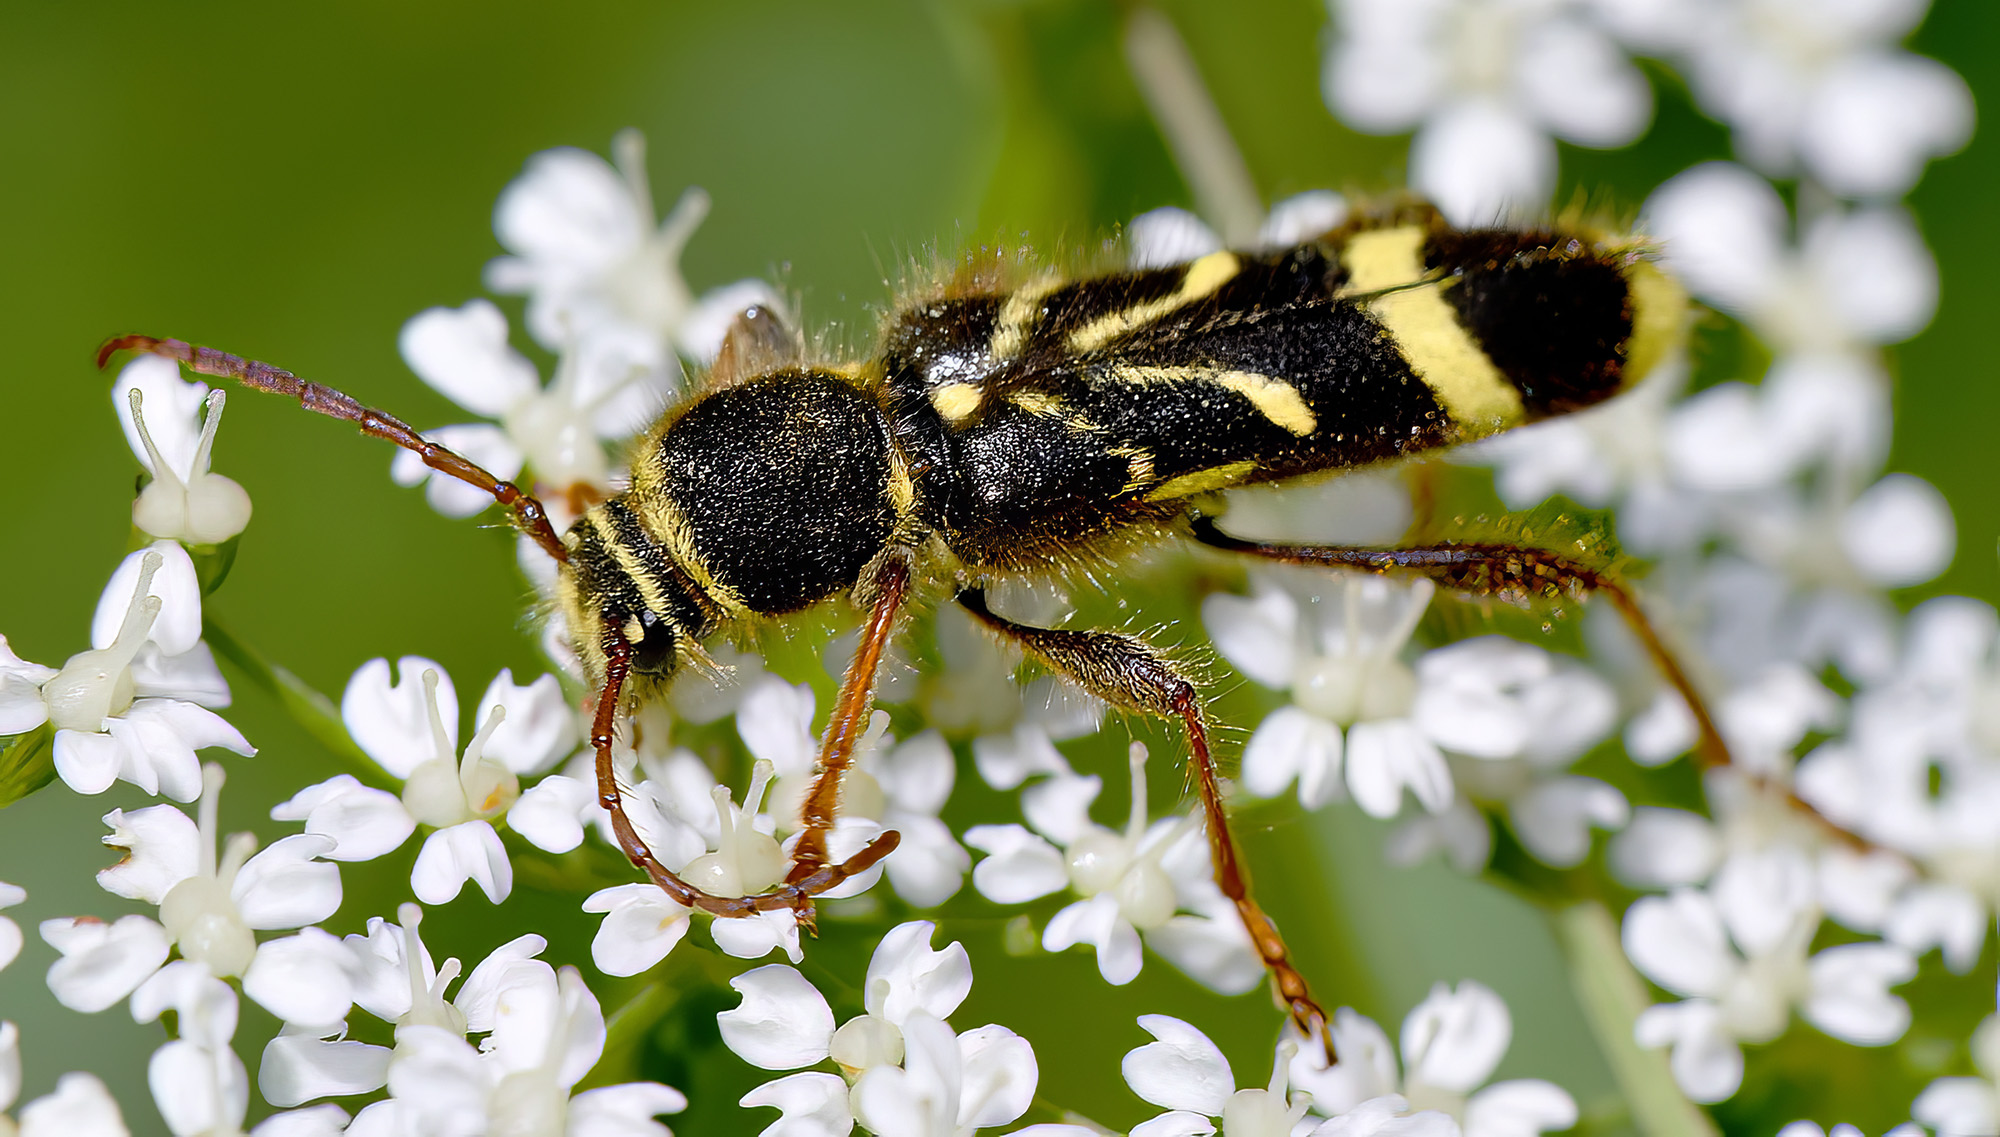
[1322,0,1970,223]
[1284,0,1986,1122]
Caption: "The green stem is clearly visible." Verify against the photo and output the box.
[1550,901,1717,1137]
[202,615,388,788]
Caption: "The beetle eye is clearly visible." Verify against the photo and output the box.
[631,609,678,677]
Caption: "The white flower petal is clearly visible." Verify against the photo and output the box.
[398,300,539,418]
[1609,808,1719,889]
[1145,914,1262,995]
[1515,17,1651,147]
[272,776,415,863]
[569,1082,689,1137]
[1324,8,1442,132]
[52,728,122,796]
[965,824,1069,904]
[955,1023,1037,1130]
[1799,51,1973,198]
[97,804,199,904]
[582,884,692,978]
[1621,890,1735,999]
[509,773,596,854]
[151,1037,248,1137]
[1291,1007,1400,1113]
[242,929,355,1028]
[1804,943,1914,1045]
[736,677,818,777]
[250,1104,352,1137]
[970,724,1072,792]
[718,965,835,1070]
[234,835,341,930]
[1886,883,1987,973]
[1242,706,1344,808]
[1202,582,1299,690]
[712,910,803,964]
[258,1033,391,1106]
[881,813,969,908]
[1643,162,1786,314]
[409,821,512,905]
[93,542,203,657]
[1508,777,1627,868]
[1463,1078,1577,1137]
[477,669,575,776]
[1347,720,1452,818]
[1712,846,1815,957]
[1131,1110,1217,1137]
[739,1071,852,1137]
[1412,100,1556,226]
[42,915,171,1013]
[105,700,252,802]
[1122,1015,1233,1115]
[16,1070,130,1137]
[1260,191,1349,247]
[115,354,209,479]
[1128,208,1223,269]
[879,731,955,816]
[1632,1000,1741,1104]
[1912,1076,2000,1137]
[1841,473,1954,588]
[341,657,456,778]
[1021,772,1103,846]
[864,920,973,1026]
[1045,894,1143,985]
[1402,980,1510,1094]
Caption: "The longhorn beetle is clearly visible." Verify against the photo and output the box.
[102,201,1715,1056]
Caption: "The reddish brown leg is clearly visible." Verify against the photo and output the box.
[1189,516,1735,769]
[98,334,569,564]
[957,588,1334,1058]
[789,551,914,878]
[591,622,901,918]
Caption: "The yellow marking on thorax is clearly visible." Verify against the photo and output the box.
[885,442,918,532]
[930,381,983,425]
[1342,226,1524,437]
[1110,443,1157,496]
[633,497,752,618]
[586,510,674,620]
[1067,250,1240,354]
[1007,390,1102,432]
[1100,363,1317,436]
[989,273,1065,361]
[1144,459,1257,501]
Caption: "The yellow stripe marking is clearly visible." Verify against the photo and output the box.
[1100,364,1317,436]
[1342,226,1524,436]
[1067,250,1240,354]
[588,511,673,620]
[1144,460,1257,501]
[640,498,752,618]
[990,273,1065,361]
[1007,390,1102,433]
[1110,444,1156,496]
[930,381,983,425]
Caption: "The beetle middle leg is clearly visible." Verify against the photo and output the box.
[956,586,1334,1058]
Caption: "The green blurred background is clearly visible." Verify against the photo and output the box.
[1,2,1996,1133]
